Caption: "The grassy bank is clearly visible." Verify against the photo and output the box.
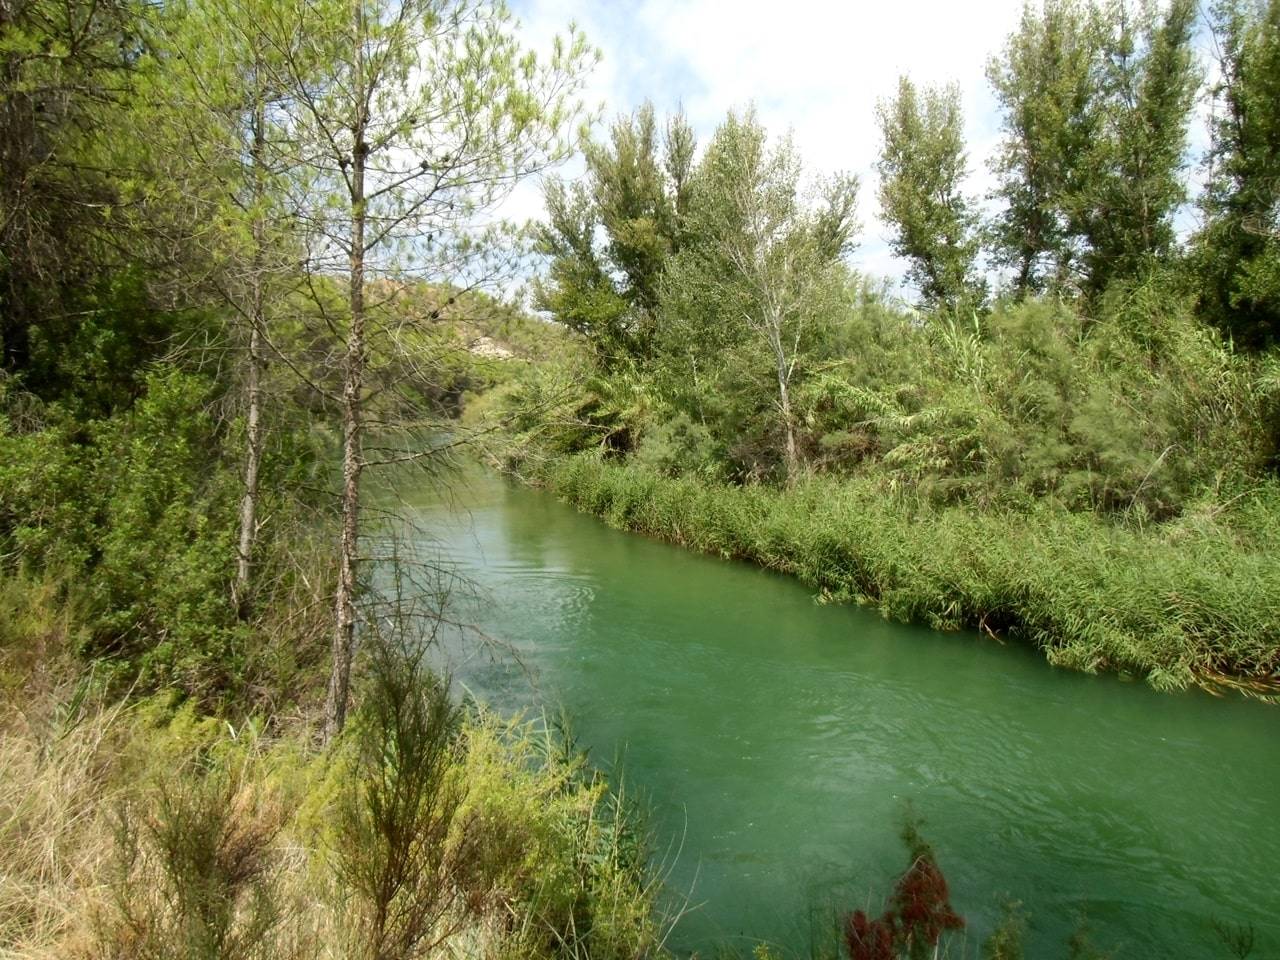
[0,580,666,960]
[0,356,672,960]
[538,454,1280,696]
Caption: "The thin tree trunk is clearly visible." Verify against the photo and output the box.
[235,98,267,620]
[325,168,364,741]
[324,27,368,741]
[768,314,799,482]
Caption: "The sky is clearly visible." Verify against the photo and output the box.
[503,0,1219,293]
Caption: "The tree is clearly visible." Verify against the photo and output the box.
[262,0,592,739]
[664,111,858,482]
[1071,0,1199,295]
[875,76,985,313]
[986,0,1199,298]
[1195,0,1280,348]
[536,103,695,364]
[0,0,147,389]
[986,0,1099,293]
[141,0,305,618]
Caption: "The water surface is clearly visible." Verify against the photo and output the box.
[385,468,1280,957]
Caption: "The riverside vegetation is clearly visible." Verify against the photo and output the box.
[0,0,670,955]
[2,0,1279,957]
[472,0,1280,699]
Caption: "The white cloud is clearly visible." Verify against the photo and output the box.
[632,0,1032,284]
[507,0,1218,291]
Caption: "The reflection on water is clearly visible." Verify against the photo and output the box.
[377,468,1280,957]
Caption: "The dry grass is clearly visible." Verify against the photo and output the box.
[0,694,127,958]
[0,572,668,960]
[0,686,665,960]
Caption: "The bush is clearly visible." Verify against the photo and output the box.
[105,758,286,960]
[1,662,668,960]
[632,411,725,480]
[0,368,329,706]
[535,284,1279,519]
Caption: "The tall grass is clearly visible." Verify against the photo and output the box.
[0,696,121,956]
[0,697,668,960]
[542,454,1280,695]
[0,582,669,960]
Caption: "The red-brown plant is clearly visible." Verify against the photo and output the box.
[844,822,965,960]
[845,908,897,960]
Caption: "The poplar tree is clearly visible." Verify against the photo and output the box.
[1072,0,1199,295]
[986,0,1098,293]
[260,0,592,739]
[1195,0,1280,348]
[875,76,985,313]
[986,0,1198,298]
[537,104,696,364]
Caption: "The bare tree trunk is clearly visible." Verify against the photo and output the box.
[235,99,267,620]
[767,313,799,483]
[325,172,365,740]
[324,36,368,741]
[235,308,265,615]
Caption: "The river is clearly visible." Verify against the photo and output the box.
[383,466,1280,957]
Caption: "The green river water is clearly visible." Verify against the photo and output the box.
[388,468,1280,958]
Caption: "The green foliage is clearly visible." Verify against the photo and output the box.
[459,715,662,960]
[986,0,1199,296]
[0,368,327,703]
[587,104,693,318]
[1072,0,1199,295]
[467,346,649,473]
[539,275,1276,519]
[498,79,1280,699]
[0,0,147,382]
[520,58,1276,539]
[657,110,858,480]
[83,372,241,665]
[633,411,725,480]
[982,901,1027,960]
[334,631,485,960]
[851,287,1273,516]
[1194,0,1280,348]
[6,265,223,415]
[986,0,1099,292]
[875,77,985,312]
[537,104,696,364]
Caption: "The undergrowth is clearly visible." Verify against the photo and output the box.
[0,587,667,960]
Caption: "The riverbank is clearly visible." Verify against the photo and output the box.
[0,579,665,960]
[532,453,1280,697]
[386,460,1280,957]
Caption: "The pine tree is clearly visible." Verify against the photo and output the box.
[142,0,304,617]
[258,0,593,738]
